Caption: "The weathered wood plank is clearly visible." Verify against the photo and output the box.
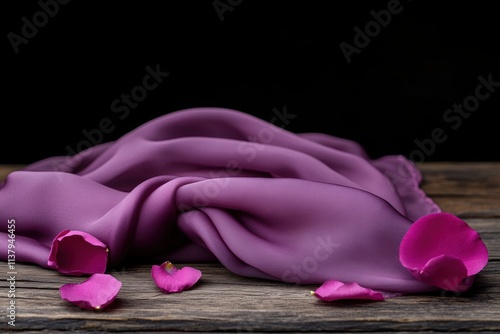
[419,162,500,196]
[418,162,500,218]
[428,196,500,218]
[0,162,499,332]
[0,261,498,332]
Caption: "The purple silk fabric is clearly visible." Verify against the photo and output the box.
[0,108,441,293]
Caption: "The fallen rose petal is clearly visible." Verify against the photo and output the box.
[400,212,488,292]
[48,230,109,276]
[60,273,122,310]
[311,280,384,301]
[151,261,202,293]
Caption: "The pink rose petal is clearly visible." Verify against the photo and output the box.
[311,280,384,301]
[48,230,109,276]
[151,261,202,293]
[60,273,122,310]
[400,212,488,292]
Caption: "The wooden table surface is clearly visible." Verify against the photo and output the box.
[1,162,499,333]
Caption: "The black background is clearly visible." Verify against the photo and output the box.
[3,1,500,164]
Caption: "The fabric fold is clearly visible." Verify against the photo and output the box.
[0,107,458,294]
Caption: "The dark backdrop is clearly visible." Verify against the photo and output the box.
[3,1,499,164]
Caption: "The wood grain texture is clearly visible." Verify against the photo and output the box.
[0,162,499,332]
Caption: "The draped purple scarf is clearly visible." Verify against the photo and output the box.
[0,107,486,295]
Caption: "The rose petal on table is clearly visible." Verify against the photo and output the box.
[151,261,202,293]
[48,230,109,276]
[400,212,488,291]
[311,280,384,301]
[60,273,122,310]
